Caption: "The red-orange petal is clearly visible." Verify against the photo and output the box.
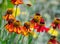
[11,0,23,5]
[17,27,21,34]
[3,15,9,21]
[13,27,17,33]
[8,28,13,32]
[5,24,9,29]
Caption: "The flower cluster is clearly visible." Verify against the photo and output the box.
[3,9,37,38]
[3,10,60,38]
[30,13,60,37]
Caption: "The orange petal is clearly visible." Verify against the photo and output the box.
[3,15,9,20]
[8,29,13,32]
[9,15,15,20]
[11,0,23,5]
[13,27,17,33]
[5,24,9,29]
[16,27,21,34]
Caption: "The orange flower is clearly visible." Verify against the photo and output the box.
[5,19,21,33]
[23,22,38,38]
[20,26,28,36]
[13,20,21,34]
[13,27,21,34]
[3,9,15,21]
[5,23,14,33]
[11,0,23,5]
[19,22,31,36]
[20,22,35,36]
[5,19,14,32]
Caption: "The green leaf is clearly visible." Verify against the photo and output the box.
[0,9,2,27]
[7,0,14,8]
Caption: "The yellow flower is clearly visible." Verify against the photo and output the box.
[48,28,58,36]
[12,7,20,17]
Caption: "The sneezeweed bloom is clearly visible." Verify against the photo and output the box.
[34,16,48,32]
[11,0,23,5]
[51,18,60,29]
[19,22,37,38]
[30,13,49,33]
[13,20,21,34]
[5,19,21,33]
[20,26,28,36]
[3,8,15,21]
[20,22,30,36]
[48,36,60,44]
[30,13,41,30]
[23,22,37,38]
[5,19,14,33]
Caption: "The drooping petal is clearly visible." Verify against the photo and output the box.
[20,26,28,36]
[8,28,13,32]
[13,27,17,33]
[17,27,21,34]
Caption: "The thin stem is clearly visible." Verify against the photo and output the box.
[21,36,25,44]
[15,5,18,18]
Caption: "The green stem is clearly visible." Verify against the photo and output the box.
[21,36,25,44]
[28,33,33,44]
[17,34,23,44]
[15,5,18,18]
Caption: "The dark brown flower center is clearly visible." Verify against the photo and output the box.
[6,10,13,14]
[8,19,14,24]
[14,21,20,27]
[35,13,40,16]
[24,23,30,29]
[33,18,39,23]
